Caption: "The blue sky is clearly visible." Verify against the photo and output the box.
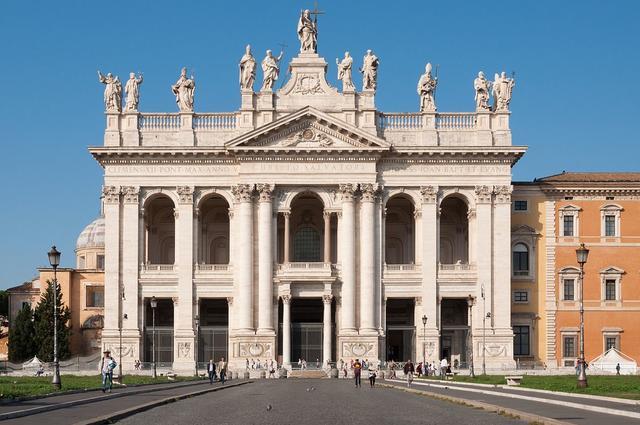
[0,0,638,288]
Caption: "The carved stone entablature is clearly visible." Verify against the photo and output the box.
[256,183,274,202]
[120,186,139,204]
[474,185,493,204]
[419,185,438,204]
[176,186,194,204]
[342,342,374,358]
[231,184,255,203]
[322,294,333,304]
[102,185,120,204]
[178,342,191,359]
[494,185,512,204]
[359,183,380,202]
[239,342,273,358]
[338,183,357,201]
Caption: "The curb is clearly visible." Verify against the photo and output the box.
[73,381,251,425]
[0,379,217,421]
[0,377,204,405]
[379,383,570,425]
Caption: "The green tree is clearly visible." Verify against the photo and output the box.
[0,290,9,317]
[33,280,71,362]
[8,303,36,362]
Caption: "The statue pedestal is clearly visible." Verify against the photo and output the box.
[122,112,140,146]
[104,112,121,146]
[178,112,195,145]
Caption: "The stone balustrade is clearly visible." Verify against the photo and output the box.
[435,112,477,131]
[384,263,421,272]
[139,113,181,131]
[140,263,176,272]
[276,262,334,279]
[193,113,238,131]
[376,112,423,130]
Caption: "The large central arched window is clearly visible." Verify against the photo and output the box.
[293,226,321,262]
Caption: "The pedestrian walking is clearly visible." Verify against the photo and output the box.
[353,358,362,388]
[368,366,377,387]
[218,357,227,384]
[207,359,217,384]
[403,359,415,387]
[616,362,621,375]
[440,357,448,380]
[100,350,117,393]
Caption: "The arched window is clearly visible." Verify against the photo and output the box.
[512,243,529,276]
[293,226,321,262]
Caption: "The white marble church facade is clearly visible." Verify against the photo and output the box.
[93,14,524,373]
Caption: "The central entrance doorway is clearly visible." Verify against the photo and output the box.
[290,298,323,368]
[385,298,415,362]
[197,299,228,364]
[440,298,469,368]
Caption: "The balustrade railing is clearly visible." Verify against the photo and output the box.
[384,263,420,272]
[195,263,232,272]
[435,113,477,130]
[139,113,181,131]
[377,113,423,130]
[278,262,331,271]
[140,264,176,272]
[438,263,477,271]
[193,113,238,130]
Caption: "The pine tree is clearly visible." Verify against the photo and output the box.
[8,303,36,362]
[33,280,72,362]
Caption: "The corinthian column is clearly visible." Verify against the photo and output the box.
[257,184,274,334]
[359,183,378,334]
[338,184,356,334]
[282,295,291,366]
[322,294,333,365]
[420,185,439,363]
[232,184,255,334]
[493,185,512,331]
[102,186,120,335]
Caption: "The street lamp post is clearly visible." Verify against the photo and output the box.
[421,315,427,374]
[481,284,486,375]
[150,296,158,379]
[467,295,475,378]
[194,315,200,377]
[47,246,62,390]
[576,243,590,388]
[119,289,126,384]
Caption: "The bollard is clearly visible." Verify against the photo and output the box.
[330,368,339,378]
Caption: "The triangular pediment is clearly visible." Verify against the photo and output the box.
[225,106,390,152]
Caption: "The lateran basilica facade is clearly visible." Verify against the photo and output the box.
[93,9,523,372]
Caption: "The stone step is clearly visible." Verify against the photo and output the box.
[288,370,328,379]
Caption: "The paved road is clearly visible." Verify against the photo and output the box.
[119,379,527,425]
[385,378,640,425]
[1,380,231,425]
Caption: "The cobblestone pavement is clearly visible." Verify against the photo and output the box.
[119,379,527,425]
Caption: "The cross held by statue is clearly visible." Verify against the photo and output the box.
[309,0,324,22]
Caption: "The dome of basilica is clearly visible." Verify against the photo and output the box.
[76,216,105,250]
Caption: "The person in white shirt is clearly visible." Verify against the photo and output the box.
[440,357,449,380]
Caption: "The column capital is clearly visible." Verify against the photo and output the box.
[322,294,333,304]
[256,183,274,202]
[102,185,120,204]
[359,183,381,202]
[419,185,438,204]
[475,185,493,204]
[415,296,422,306]
[231,184,255,203]
[281,294,291,304]
[226,296,234,306]
[493,185,512,204]
[323,211,332,220]
[338,183,357,201]
[282,211,291,219]
[121,186,139,204]
[176,186,194,204]
[413,210,422,219]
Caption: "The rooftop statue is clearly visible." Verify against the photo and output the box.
[417,63,438,112]
[297,9,318,53]
[171,67,196,112]
[261,49,284,91]
[474,71,491,111]
[492,71,515,111]
[239,45,256,91]
[361,50,379,91]
[336,52,355,92]
[98,71,122,113]
[124,72,143,112]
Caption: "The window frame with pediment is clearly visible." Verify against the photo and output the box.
[600,204,623,239]
[558,267,580,302]
[559,205,581,240]
[600,266,624,304]
[602,328,622,352]
[511,225,539,281]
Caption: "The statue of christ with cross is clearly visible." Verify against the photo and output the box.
[297,2,323,53]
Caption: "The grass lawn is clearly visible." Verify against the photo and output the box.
[0,375,201,400]
[416,374,640,399]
